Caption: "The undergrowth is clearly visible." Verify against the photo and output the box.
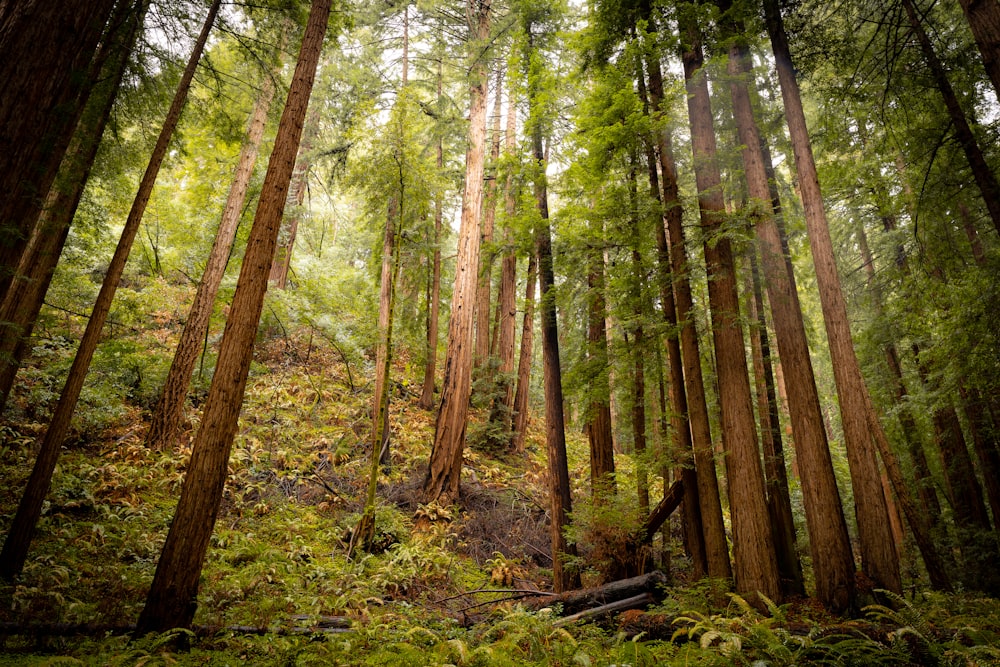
[1,280,999,665]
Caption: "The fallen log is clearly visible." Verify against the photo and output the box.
[553,593,655,627]
[523,570,668,615]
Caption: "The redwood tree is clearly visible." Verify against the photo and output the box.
[421,0,491,504]
[136,0,331,630]
[146,60,278,451]
[0,0,222,580]
[679,10,780,606]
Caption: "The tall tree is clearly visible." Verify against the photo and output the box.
[146,55,279,451]
[679,8,780,606]
[0,1,142,413]
[136,0,332,630]
[525,14,579,592]
[644,44,730,582]
[511,254,537,452]
[0,0,119,296]
[751,0,902,595]
[475,69,504,369]
[485,76,520,446]
[421,0,491,503]
[418,57,446,411]
[0,0,222,581]
[585,221,616,494]
[956,0,1000,99]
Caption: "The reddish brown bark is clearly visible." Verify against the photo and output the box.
[135,0,331,630]
[957,0,1000,99]
[0,3,140,413]
[0,0,222,581]
[586,226,615,494]
[759,0,901,595]
[680,13,780,606]
[645,49,728,582]
[0,0,119,296]
[422,0,490,504]
[147,67,276,451]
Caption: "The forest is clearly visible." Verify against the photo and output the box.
[1,0,1000,663]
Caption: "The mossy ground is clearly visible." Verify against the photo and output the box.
[1,279,999,665]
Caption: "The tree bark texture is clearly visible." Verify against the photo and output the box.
[512,255,537,453]
[146,68,276,451]
[475,69,503,370]
[680,15,781,606]
[745,250,805,598]
[531,87,578,594]
[0,0,222,581]
[957,0,1000,100]
[646,50,730,582]
[0,0,119,296]
[586,224,615,494]
[417,60,446,411]
[422,0,490,503]
[136,0,330,630]
[762,0,901,595]
[0,2,140,413]
[485,76,519,445]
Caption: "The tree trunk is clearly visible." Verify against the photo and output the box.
[530,65,579,593]
[625,161,650,516]
[0,0,222,581]
[761,0,901,595]
[645,48,729,582]
[512,255,537,453]
[957,0,1000,100]
[0,2,140,413]
[475,69,503,370]
[586,223,615,494]
[0,0,119,297]
[417,59,445,411]
[679,13,781,607]
[421,0,490,504]
[963,387,1000,528]
[745,250,805,598]
[268,111,315,288]
[901,0,1000,235]
[135,0,330,630]
[146,64,277,451]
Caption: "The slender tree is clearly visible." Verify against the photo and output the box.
[586,221,616,494]
[644,45,730,581]
[525,17,579,591]
[0,0,222,581]
[753,0,902,595]
[422,0,491,503]
[475,69,504,369]
[146,58,279,451]
[512,254,537,452]
[136,0,331,630]
[418,57,446,411]
[901,0,1000,235]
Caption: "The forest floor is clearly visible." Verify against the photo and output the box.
[1,294,999,665]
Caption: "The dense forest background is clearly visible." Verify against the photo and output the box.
[2,0,1000,663]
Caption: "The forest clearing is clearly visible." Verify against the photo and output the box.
[2,0,1000,663]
